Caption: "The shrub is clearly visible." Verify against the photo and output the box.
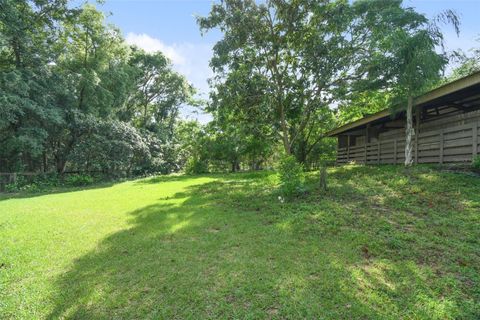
[184,157,209,175]
[278,155,305,197]
[472,155,480,171]
[64,174,94,187]
[4,182,21,193]
[1,173,63,193]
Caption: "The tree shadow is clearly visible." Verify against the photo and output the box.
[45,179,365,319]
[46,166,479,319]
[135,170,274,186]
[0,181,117,202]
[134,174,204,185]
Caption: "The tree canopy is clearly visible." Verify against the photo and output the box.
[0,0,467,179]
[198,0,461,166]
[0,1,193,176]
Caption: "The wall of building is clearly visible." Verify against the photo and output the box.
[336,109,480,164]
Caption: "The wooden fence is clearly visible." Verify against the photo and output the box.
[337,120,480,165]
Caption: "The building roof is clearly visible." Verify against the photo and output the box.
[326,71,480,137]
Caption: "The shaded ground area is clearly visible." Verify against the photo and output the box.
[0,166,479,319]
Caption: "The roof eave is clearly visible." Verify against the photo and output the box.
[326,71,480,137]
[326,109,392,137]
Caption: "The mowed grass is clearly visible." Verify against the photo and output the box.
[0,166,479,319]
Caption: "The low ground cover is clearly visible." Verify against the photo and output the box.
[0,165,479,319]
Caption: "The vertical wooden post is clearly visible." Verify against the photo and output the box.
[335,142,338,165]
[11,173,17,184]
[439,130,444,164]
[347,135,350,162]
[364,125,369,164]
[415,105,421,164]
[377,140,381,164]
[364,143,367,164]
[473,123,478,158]
[393,139,397,164]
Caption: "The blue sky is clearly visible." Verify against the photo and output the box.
[80,0,480,122]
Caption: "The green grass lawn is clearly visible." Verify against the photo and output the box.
[1,166,479,319]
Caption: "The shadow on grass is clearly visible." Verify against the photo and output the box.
[47,166,479,319]
[134,174,202,185]
[0,181,117,202]
[135,170,273,185]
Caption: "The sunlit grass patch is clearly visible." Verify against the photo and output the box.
[0,166,479,319]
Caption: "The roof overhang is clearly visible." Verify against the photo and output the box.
[326,71,480,137]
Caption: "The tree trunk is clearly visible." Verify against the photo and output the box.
[56,157,67,175]
[279,104,291,155]
[144,103,149,127]
[296,138,307,165]
[12,37,22,68]
[78,86,85,110]
[43,151,47,173]
[405,95,414,166]
[319,167,327,191]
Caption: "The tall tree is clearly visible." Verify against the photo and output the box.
[121,47,194,133]
[198,0,438,163]
[47,4,131,173]
[1,2,196,175]
[0,0,74,172]
[372,8,460,165]
[0,0,73,70]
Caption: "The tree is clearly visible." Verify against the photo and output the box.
[121,47,194,132]
[206,97,276,171]
[198,0,442,164]
[176,121,212,174]
[0,0,73,172]
[0,2,196,177]
[448,37,480,81]
[68,117,149,176]
[337,91,393,126]
[47,4,131,173]
[0,0,73,70]
[371,8,460,165]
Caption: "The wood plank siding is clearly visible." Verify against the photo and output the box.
[336,109,480,164]
[328,72,480,165]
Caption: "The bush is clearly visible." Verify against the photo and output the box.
[184,157,209,175]
[278,155,305,197]
[472,155,480,171]
[64,174,94,187]
[2,174,60,193]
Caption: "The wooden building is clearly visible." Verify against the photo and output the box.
[327,71,480,165]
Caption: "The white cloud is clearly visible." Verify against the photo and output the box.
[125,32,213,123]
[125,32,186,66]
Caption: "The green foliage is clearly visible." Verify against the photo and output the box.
[447,38,480,82]
[0,2,194,176]
[337,91,393,126]
[472,155,480,171]
[2,172,97,193]
[3,174,58,193]
[184,157,209,175]
[68,117,150,176]
[1,166,479,318]
[64,174,94,187]
[198,0,460,166]
[277,155,305,197]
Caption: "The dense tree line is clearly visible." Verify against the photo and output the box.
[0,1,193,176]
[1,0,470,180]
